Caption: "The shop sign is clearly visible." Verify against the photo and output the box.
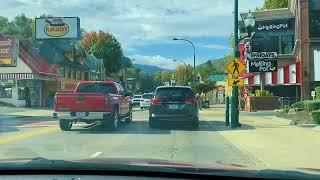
[248,60,277,73]
[35,17,80,39]
[247,52,278,59]
[0,35,18,67]
[255,18,294,32]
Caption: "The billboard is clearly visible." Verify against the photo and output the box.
[35,17,80,39]
[0,35,18,66]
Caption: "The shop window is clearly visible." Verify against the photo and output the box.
[252,37,265,52]
[0,87,12,98]
[266,36,280,53]
[281,35,294,54]
[67,67,72,79]
[84,72,89,80]
[18,87,25,100]
[60,67,65,78]
[309,0,320,38]
[73,69,77,80]
[77,70,81,80]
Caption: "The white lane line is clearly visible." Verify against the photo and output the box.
[90,152,102,158]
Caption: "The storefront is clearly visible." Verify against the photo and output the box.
[0,39,59,107]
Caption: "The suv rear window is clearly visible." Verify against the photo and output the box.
[155,88,195,101]
[77,83,116,94]
[142,94,153,99]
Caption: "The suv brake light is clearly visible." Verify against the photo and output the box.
[152,98,163,104]
[185,99,197,104]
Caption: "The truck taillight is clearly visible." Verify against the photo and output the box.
[105,95,113,105]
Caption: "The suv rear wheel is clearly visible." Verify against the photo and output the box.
[149,117,156,128]
[59,119,72,131]
[192,117,199,129]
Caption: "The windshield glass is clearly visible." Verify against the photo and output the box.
[1,0,319,179]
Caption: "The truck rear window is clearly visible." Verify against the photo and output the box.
[77,83,116,94]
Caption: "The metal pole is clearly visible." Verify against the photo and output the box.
[225,96,230,126]
[231,0,240,128]
[260,72,264,92]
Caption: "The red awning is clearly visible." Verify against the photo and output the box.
[19,41,59,77]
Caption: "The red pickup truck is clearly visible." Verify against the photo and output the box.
[53,81,132,131]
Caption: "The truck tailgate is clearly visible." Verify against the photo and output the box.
[54,92,112,112]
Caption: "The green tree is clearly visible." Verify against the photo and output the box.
[259,0,288,10]
[174,64,193,85]
[192,80,216,94]
[0,14,34,41]
[81,31,123,76]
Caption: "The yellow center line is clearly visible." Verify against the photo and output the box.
[0,127,60,144]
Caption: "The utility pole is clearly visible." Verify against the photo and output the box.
[231,0,240,128]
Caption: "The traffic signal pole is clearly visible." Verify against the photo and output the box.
[231,0,240,128]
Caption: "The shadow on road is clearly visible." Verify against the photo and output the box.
[0,126,19,134]
[73,119,256,134]
[0,116,55,127]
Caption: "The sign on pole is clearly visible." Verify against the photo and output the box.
[225,58,246,78]
[0,35,18,67]
[248,59,277,73]
[228,78,244,86]
[247,52,278,59]
[35,17,80,40]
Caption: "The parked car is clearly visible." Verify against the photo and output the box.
[131,95,142,106]
[149,86,199,129]
[54,81,132,131]
[140,93,154,109]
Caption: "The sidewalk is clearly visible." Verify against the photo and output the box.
[0,106,53,117]
[201,107,320,169]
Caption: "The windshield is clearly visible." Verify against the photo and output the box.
[142,94,153,99]
[1,0,319,179]
[77,83,116,94]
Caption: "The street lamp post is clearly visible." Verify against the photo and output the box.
[172,38,196,83]
[173,59,187,86]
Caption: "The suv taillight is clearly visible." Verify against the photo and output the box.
[185,99,197,104]
[152,98,163,104]
[105,95,113,105]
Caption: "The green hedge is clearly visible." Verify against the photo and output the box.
[304,100,320,112]
[311,110,320,124]
[291,101,305,109]
[316,86,320,99]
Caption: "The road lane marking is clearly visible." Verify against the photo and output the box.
[90,152,102,158]
[0,127,59,144]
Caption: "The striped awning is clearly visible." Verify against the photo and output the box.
[0,73,34,80]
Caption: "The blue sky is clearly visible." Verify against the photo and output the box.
[3,0,264,69]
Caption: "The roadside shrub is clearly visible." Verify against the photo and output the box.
[291,101,305,109]
[304,100,320,112]
[311,110,320,124]
[316,86,320,99]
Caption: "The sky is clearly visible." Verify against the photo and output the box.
[3,0,264,69]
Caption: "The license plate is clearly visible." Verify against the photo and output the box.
[169,104,179,109]
[76,112,86,117]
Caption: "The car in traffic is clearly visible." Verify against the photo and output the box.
[54,81,132,131]
[149,86,199,128]
[140,93,154,109]
[131,95,142,106]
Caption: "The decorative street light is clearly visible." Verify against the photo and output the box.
[244,11,256,38]
[172,38,196,83]
[173,59,187,86]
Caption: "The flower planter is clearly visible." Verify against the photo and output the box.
[246,96,280,112]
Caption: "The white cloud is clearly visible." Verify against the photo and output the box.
[197,43,228,50]
[129,54,175,70]
[2,0,264,52]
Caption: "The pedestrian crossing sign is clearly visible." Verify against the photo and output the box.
[225,58,246,78]
[228,78,244,87]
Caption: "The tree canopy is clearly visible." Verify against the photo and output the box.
[81,31,123,76]
[259,0,288,10]
[0,14,34,41]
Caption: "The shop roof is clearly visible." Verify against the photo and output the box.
[19,41,59,77]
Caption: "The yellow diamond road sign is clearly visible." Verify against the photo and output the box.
[225,58,246,78]
[228,78,244,86]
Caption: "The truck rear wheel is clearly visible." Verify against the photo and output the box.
[125,111,132,124]
[59,119,72,131]
[109,109,119,130]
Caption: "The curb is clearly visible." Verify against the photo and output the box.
[271,116,292,125]
[312,126,320,132]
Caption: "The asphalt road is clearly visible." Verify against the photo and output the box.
[0,107,260,167]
